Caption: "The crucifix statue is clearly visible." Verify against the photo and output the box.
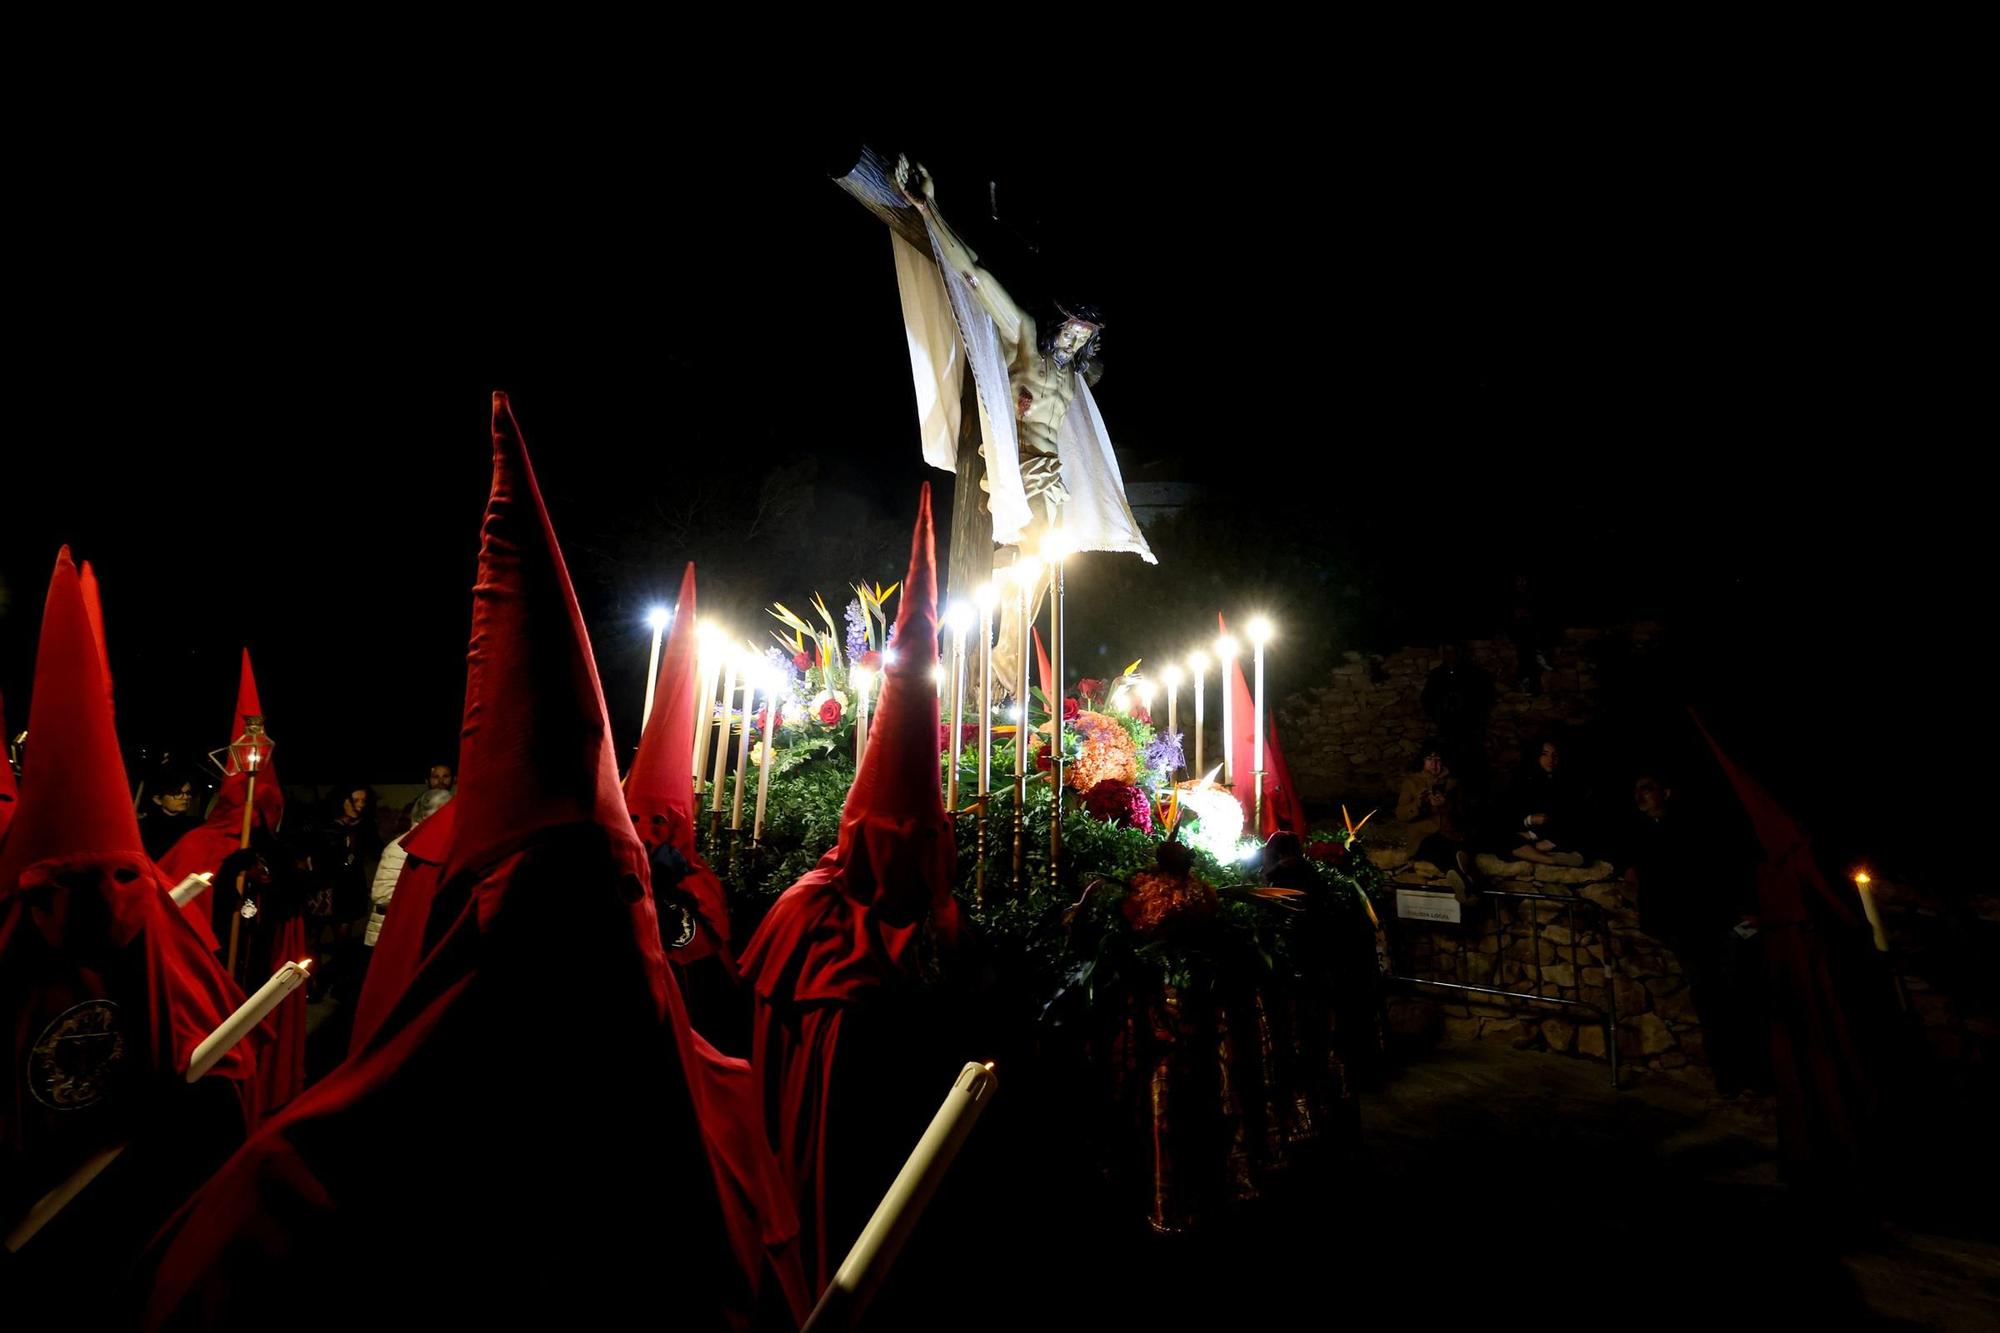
[836,147,1153,701]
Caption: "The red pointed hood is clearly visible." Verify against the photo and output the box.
[80,559,113,713]
[0,550,254,1120]
[627,563,701,825]
[740,483,959,1002]
[1691,710,1857,928]
[229,649,276,778]
[1219,612,1308,839]
[156,651,281,951]
[626,562,732,961]
[440,392,644,890]
[0,549,145,899]
[139,393,759,1328]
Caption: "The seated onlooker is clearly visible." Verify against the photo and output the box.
[1397,749,1481,899]
[1500,736,1589,867]
[1395,743,1458,844]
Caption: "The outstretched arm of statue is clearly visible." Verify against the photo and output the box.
[898,156,1028,349]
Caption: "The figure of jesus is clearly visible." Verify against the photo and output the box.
[898,157,1105,696]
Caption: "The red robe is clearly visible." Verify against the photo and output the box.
[153,776,302,1116]
[344,801,456,1058]
[740,483,961,1293]
[2,853,258,1219]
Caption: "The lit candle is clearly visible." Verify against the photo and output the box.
[1187,650,1209,778]
[975,582,997,903]
[1161,664,1183,770]
[709,656,736,820]
[1853,870,1888,952]
[802,1061,999,1332]
[945,601,973,813]
[1248,617,1273,830]
[753,670,779,844]
[1011,556,1042,891]
[692,621,725,793]
[853,666,874,770]
[169,872,213,907]
[641,606,671,730]
[975,583,997,785]
[731,649,755,832]
[187,959,311,1082]
[1215,633,1239,786]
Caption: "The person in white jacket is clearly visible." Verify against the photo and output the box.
[365,786,452,947]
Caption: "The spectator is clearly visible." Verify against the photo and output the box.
[1622,770,1770,1096]
[301,785,379,1002]
[1500,737,1590,867]
[366,786,453,948]
[1396,749,1481,900]
[137,765,206,859]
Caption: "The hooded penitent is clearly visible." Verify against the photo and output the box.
[625,561,734,966]
[139,394,765,1329]
[739,482,963,1291]
[1,549,256,1236]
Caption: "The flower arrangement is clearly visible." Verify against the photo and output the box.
[1064,709,1140,792]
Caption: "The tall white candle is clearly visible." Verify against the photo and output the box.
[976,585,996,800]
[641,607,669,730]
[731,653,754,831]
[1215,633,1239,786]
[753,674,779,843]
[170,872,213,907]
[945,602,972,813]
[802,1061,999,1332]
[853,667,873,770]
[1188,651,1209,778]
[692,624,724,791]
[709,660,736,817]
[187,960,310,1082]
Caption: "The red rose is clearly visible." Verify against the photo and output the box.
[1062,697,1080,721]
[1034,741,1053,772]
[793,651,812,671]
[858,650,882,671]
[1130,704,1153,726]
[1077,677,1106,705]
[818,698,843,726]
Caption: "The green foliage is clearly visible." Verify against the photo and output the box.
[709,749,1388,1025]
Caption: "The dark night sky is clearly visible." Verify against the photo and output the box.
[0,102,1971,877]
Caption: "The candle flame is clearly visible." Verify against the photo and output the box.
[294,959,312,972]
[1854,871,1871,886]
[982,1060,996,1071]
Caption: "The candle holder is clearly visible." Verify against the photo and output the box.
[974,583,996,907]
[1045,531,1069,896]
[208,719,275,975]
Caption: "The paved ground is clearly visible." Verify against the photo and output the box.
[307,990,1999,1328]
[878,1038,2000,1330]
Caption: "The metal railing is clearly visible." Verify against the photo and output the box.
[1380,883,1621,1089]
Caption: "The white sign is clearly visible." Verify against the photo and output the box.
[1395,888,1462,924]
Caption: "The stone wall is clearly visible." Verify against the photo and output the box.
[1370,833,1707,1079]
[1278,623,1665,807]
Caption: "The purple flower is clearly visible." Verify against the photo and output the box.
[1143,730,1185,777]
[765,646,800,685]
[843,598,869,663]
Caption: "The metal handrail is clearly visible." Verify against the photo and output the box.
[1379,882,1621,1089]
